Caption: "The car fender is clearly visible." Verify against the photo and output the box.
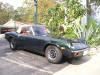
[43,41,66,52]
[5,32,18,42]
[43,41,72,57]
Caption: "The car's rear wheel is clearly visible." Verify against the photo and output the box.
[10,38,17,50]
[45,45,62,64]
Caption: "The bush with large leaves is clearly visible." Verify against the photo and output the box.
[46,0,100,46]
[86,16,100,46]
[47,4,65,37]
[46,0,86,38]
[73,16,100,46]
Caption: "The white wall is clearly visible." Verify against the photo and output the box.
[91,4,100,23]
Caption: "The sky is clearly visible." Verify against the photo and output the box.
[0,0,24,9]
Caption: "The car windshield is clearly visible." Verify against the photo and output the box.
[32,26,47,36]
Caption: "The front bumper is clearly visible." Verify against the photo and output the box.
[63,48,89,58]
[72,48,89,57]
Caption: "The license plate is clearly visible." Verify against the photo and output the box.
[83,51,88,56]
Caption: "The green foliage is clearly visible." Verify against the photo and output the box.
[65,28,77,38]
[13,0,34,23]
[13,7,29,22]
[0,2,14,25]
[37,0,55,24]
[86,17,100,46]
[73,16,100,46]
[65,0,86,22]
[46,0,100,46]
[46,0,86,38]
[47,4,65,37]
[13,0,55,23]
[72,17,85,39]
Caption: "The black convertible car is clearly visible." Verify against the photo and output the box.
[5,25,89,64]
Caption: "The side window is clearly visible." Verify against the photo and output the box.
[33,26,46,36]
[20,27,32,35]
[33,27,41,35]
[34,29,41,35]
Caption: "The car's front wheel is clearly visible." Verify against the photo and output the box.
[10,38,17,50]
[45,45,63,64]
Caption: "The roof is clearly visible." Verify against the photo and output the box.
[2,19,33,28]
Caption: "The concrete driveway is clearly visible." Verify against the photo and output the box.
[54,49,100,75]
[0,39,99,75]
[0,39,71,75]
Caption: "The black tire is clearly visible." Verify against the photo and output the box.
[10,38,17,50]
[45,45,63,64]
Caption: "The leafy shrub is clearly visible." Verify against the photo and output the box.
[73,16,100,46]
[46,0,100,47]
[46,0,86,38]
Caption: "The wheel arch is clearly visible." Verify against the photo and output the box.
[8,36,16,42]
[43,43,60,52]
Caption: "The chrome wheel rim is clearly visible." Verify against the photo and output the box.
[48,49,57,60]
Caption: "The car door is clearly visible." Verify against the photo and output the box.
[17,26,33,49]
[21,34,34,50]
[17,26,44,51]
[28,26,47,52]
[17,26,47,53]
[30,36,47,51]
[17,34,26,49]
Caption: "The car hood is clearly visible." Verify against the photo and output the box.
[43,36,89,50]
[71,43,89,51]
[57,37,89,50]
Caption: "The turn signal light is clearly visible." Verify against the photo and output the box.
[61,47,66,50]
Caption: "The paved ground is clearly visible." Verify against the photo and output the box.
[0,39,93,75]
[54,49,100,75]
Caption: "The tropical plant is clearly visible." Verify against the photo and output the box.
[86,17,100,46]
[73,16,100,46]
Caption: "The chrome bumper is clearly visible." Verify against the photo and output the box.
[71,48,89,57]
